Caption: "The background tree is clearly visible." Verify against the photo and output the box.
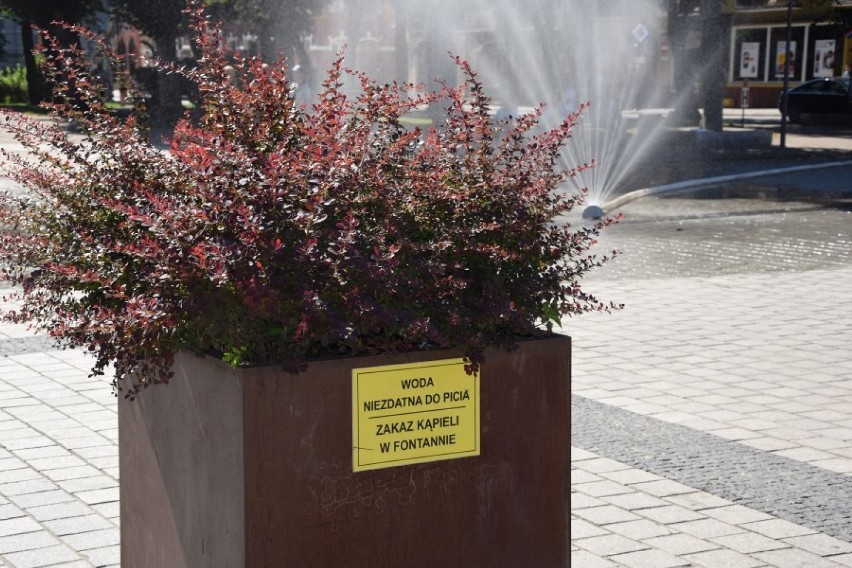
[228,0,328,89]
[699,0,726,131]
[0,0,104,104]
[109,0,189,122]
[666,0,728,131]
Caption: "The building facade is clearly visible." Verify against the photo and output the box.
[725,0,852,107]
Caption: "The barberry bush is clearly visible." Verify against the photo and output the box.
[0,1,619,396]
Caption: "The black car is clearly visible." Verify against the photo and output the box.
[779,77,852,123]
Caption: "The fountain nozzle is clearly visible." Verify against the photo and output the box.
[582,205,605,220]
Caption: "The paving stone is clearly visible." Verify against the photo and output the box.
[810,457,852,474]
[0,503,23,520]
[740,437,801,452]
[571,469,603,484]
[26,456,87,471]
[73,488,118,506]
[752,548,848,568]
[0,467,42,484]
[573,505,642,526]
[570,549,618,568]
[685,548,768,568]
[1,437,56,451]
[644,533,719,555]
[0,457,26,471]
[702,506,776,526]
[43,515,114,537]
[742,518,818,540]
[79,545,119,566]
[574,533,649,556]
[88,502,118,520]
[9,490,76,509]
[601,492,668,511]
[571,492,607,509]
[571,518,610,539]
[25,501,94,522]
[0,516,42,537]
[630,480,696,498]
[2,544,80,567]
[61,528,120,551]
[0,478,59,497]
[783,533,852,556]
[575,480,634,498]
[669,518,747,539]
[0,531,62,554]
[773,446,836,462]
[56,477,117,495]
[712,532,792,554]
[664,491,731,511]
[832,553,852,567]
[575,457,631,474]
[608,548,692,568]
[42,466,102,483]
[606,519,674,540]
[599,469,663,485]
[638,505,705,525]
[12,448,70,461]
[67,447,114,461]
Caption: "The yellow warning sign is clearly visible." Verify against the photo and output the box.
[352,358,480,472]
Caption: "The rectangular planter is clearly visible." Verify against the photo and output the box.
[120,335,570,567]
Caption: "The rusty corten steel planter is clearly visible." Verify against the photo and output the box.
[120,335,570,568]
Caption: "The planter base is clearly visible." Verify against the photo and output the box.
[120,336,571,567]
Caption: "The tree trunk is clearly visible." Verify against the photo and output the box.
[151,31,185,126]
[20,20,43,105]
[700,0,727,132]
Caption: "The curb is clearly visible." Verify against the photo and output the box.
[602,159,852,211]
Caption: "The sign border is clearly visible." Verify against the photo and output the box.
[352,358,480,472]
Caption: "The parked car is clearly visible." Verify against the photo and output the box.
[779,77,852,123]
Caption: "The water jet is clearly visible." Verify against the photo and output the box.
[320,1,681,206]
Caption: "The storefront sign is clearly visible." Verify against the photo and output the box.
[814,39,836,77]
[776,40,797,78]
[352,358,480,472]
[740,42,759,79]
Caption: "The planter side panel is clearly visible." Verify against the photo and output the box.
[243,336,570,568]
[119,353,246,568]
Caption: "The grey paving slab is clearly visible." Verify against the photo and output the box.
[574,448,852,567]
[573,395,852,542]
[0,531,61,555]
[1,546,80,568]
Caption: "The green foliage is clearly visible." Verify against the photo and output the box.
[0,65,28,103]
[0,1,620,398]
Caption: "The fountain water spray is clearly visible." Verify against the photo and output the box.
[316,0,676,210]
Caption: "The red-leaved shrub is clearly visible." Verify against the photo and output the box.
[0,1,619,396]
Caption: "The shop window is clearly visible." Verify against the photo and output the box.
[734,28,766,81]
[770,25,805,81]
[809,25,843,78]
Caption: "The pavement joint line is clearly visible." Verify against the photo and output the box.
[572,395,852,545]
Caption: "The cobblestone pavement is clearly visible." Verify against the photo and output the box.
[0,113,851,566]
[0,330,119,567]
[568,193,852,566]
